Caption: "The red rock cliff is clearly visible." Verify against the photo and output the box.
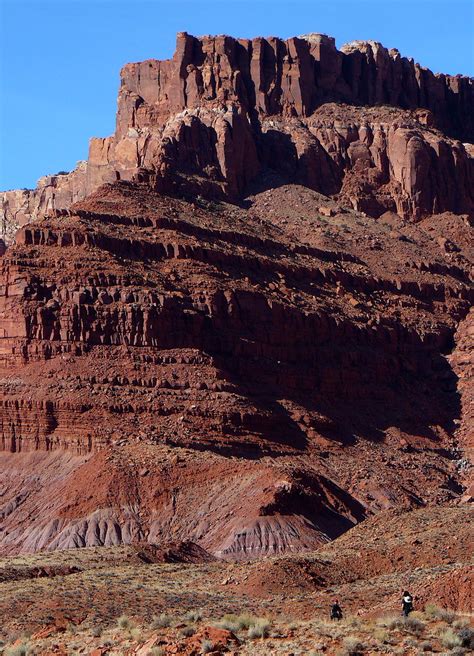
[1,32,473,241]
[0,33,472,558]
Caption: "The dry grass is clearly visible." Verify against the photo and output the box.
[440,626,463,648]
[5,647,29,656]
[339,636,366,655]
[201,638,214,653]
[151,613,173,629]
[180,626,196,637]
[1,610,472,655]
[0,542,472,656]
[247,618,271,639]
[425,603,457,623]
[185,609,203,622]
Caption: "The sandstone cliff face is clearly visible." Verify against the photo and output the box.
[77,33,474,219]
[0,163,88,243]
[1,32,472,240]
[0,181,471,556]
[115,33,473,141]
[0,33,472,558]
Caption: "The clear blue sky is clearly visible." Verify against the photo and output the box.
[1,0,473,191]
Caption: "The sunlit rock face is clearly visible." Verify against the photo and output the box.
[1,32,473,241]
[0,32,472,558]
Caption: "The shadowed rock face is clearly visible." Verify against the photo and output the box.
[0,179,472,557]
[1,32,473,240]
[0,33,472,558]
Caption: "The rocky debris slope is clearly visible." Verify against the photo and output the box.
[215,504,474,613]
[448,308,474,496]
[1,32,473,240]
[0,180,471,556]
[0,506,471,655]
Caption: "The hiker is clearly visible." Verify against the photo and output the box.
[330,599,343,621]
[402,591,414,617]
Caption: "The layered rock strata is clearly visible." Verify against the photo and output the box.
[0,181,471,556]
[0,33,472,557]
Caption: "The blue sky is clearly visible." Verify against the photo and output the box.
[1,0,473,190]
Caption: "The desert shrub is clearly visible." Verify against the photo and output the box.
[425,604,456,623]
[405,616,425,636]
[151,613,172,629]
[385,615,425,635]
[456,623,474,649]
[346,617,362,629]
[91,626,102,638]
[130,627,142,640]
[380,615,404,630]
[247,618,271,639]
[185,609,203,622]
[148,649,165,656]
[215,613,260,632]
[419,640,433,652]
[424,603,439,617]
[341,636,365,655]
[444,622,472,653]
[117,614,133,630]
[452,619,469,630]
[180,626,195,637]
[456,626,474,648]
[234,613,257,630]
[215,616,238,632]
[440,628,462,649]
[439,609,456,624]
[201,639,214,654]
[373,628,389,644]
[5,645,29,656]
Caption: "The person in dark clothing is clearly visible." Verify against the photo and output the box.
[402,591,414,617]
[330,599,343,620]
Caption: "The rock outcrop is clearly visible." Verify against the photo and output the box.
[0,179,472,556]
[0,33,472,558]
[0,164,88,243]
[1,33,473,241]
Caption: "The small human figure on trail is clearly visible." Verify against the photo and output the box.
[402,590,414,617]
[330,599,343,620]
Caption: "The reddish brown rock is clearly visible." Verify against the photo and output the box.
[0,33,472,561]
[133,635,160,656]
[0,164,88,243]
[1,32,472,239]
[0,180,471,558]
[178,626,239,655]
[418,565,474,613]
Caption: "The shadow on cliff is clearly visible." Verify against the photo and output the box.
[200,339,461,459]
[239,127,342,202]
[151,283,462,458]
